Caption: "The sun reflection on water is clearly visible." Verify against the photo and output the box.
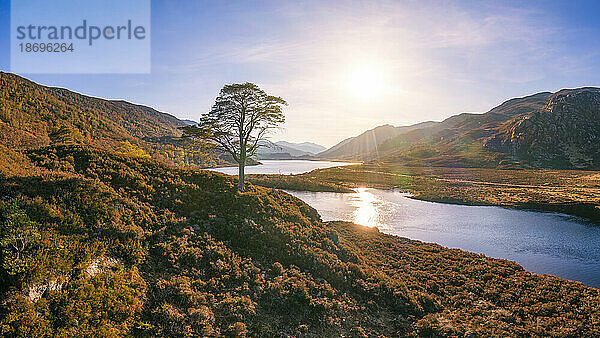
[350,188,380,227]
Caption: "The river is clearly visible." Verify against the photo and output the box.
[209,160,600,288]
[207,159,360,175]
[287,188,600,288]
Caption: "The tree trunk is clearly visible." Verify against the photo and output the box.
[239,131,246,192]
[238,157,245,192]
[238,163,245,192]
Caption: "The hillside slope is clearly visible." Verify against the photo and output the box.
[256,141,314,158]
[256,142,327,160]
[322,89,600,169]
[378,92,552,167]
[0,145,598,336]
[484,88,600,168]
[276,141,326,155]
[317,122,438,160]
[0,72,212,167]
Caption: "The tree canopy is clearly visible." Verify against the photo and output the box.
[181,83,286,191]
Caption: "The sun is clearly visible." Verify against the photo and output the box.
[345,61,386,100]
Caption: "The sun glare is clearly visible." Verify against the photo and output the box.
[345,61,386,100]
[350,188,380,227]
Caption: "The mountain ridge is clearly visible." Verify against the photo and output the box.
[483,87,600,168]
[0,72,215,167]
[275,141,326,155]
[317,121,438,160]
[318,89,600,169]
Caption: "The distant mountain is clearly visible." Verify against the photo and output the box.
[256,141,308,158]
[255,140,325,159]
[0,72,214,167]
[317,122,438,160]
[4,72,598,169]
[275,141,326,155]
[181,119,197,126]
[484,88,600,168]
[323,89,600,169]
[376,91,553,167]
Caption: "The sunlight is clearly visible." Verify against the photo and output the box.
[344,60,387,100]
[350,187,379,227]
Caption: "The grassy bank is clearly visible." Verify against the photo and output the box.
[248,174,354,192]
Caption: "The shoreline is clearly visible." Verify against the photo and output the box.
[248,164,600,224]
[406,194,600,224]
[205,158,362,169]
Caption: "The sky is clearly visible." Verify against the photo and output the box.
[1,0,600,147]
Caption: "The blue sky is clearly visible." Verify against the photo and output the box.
[2,0,600,147]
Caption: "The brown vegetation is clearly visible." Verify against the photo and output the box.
[0,146,598,336]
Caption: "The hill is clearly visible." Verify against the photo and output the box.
[317,89,600,169]
[256,141,326,160]
[317,122,438,160]
[0,72,214,168]
[484,88,600,168]
[376,91,553,167]
[0,145,598,336]
[181,119,198,126]
[256,141,313,159]
[275,141,326,155]
[323,89,600,169]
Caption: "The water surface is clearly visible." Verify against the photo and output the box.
[211,160,600,288]
[206,159,359,175]
[288,188,600,288]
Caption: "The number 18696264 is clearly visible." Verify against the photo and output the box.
[19,43,74,52]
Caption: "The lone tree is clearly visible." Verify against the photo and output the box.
[181,83,286,192]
